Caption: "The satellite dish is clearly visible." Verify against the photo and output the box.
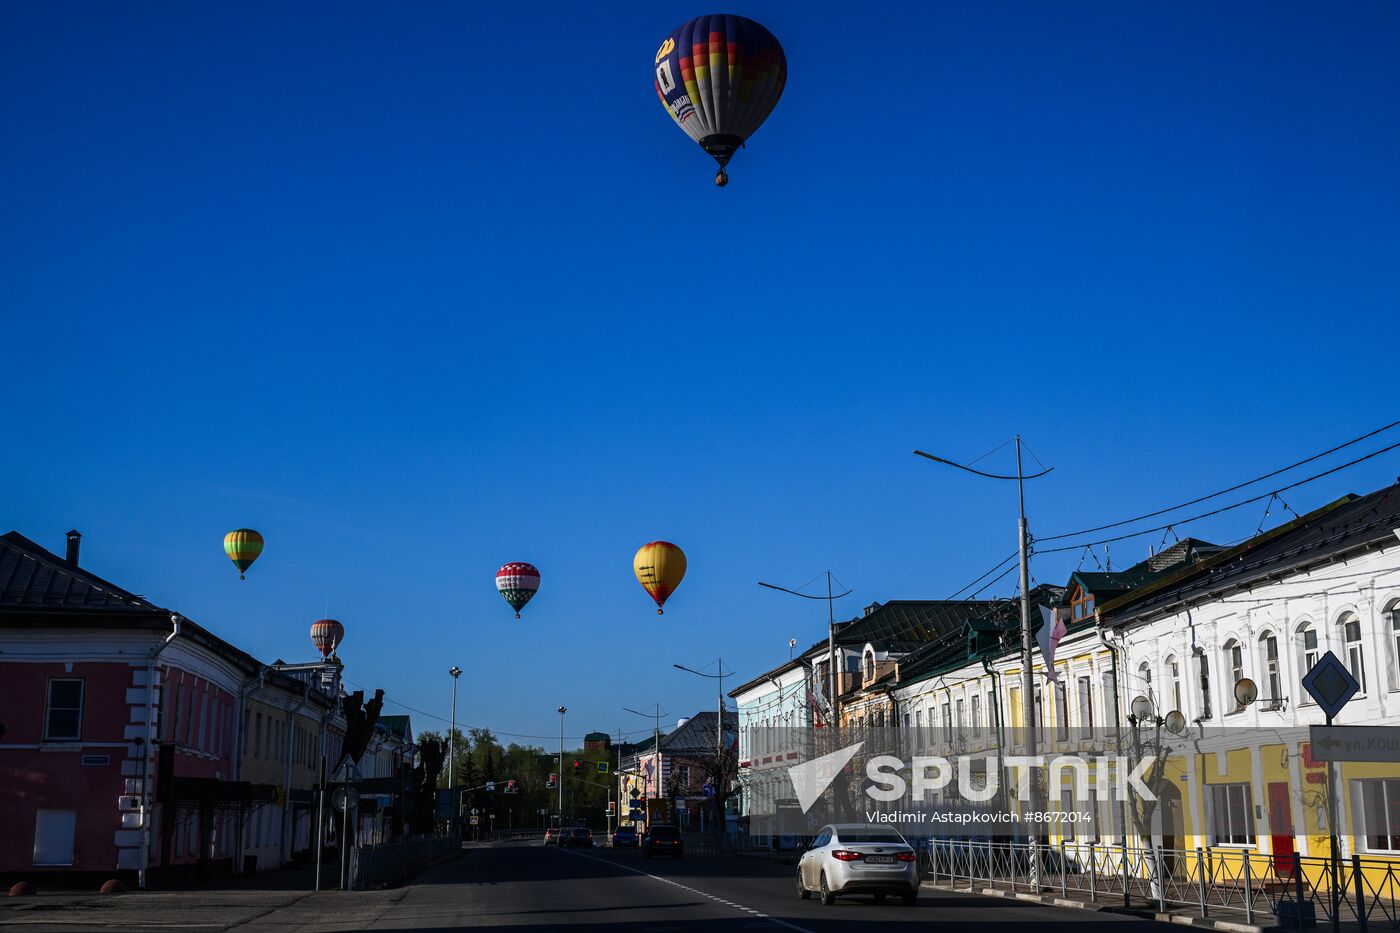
[1164,710,1188,735]
[1130,695,1154,721]
[1234,677,1259,708]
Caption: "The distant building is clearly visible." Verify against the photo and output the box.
[0,531,264,885]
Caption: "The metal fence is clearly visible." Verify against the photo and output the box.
[923,838,1400,930]
[348,835,461,890]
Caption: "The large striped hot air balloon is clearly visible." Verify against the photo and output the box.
[223,529,264,580]
[633,541,686,614]
[653,13,787,186]
[495,562,540,619]
[310,619,345,659]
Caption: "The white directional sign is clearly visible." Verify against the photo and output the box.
[1310,726,1400,763]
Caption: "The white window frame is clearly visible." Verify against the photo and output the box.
[1356,777,1400,853]
[1259,632,1281,704]
[1209,782,1255,846]
[1166,655,1182,714]
[1341,613,1368,696]
[1388,600,1400,692]
[1298,621,1320,703]
[1224,640,1245,713]
[44,678,85,742]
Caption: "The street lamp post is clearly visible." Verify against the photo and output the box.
[448,666,461,837]
[557,706,566,826]
[915,437,1052,886]
[624,704,666,828]
[673,659,734,832]
[757,573,852,737]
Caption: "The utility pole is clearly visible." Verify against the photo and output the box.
[449,666,461,838]
[624,704,666,828]
[673,660,734,832]
[915,437,1053,887]
[557,706,566,827]
[758,573,853,737]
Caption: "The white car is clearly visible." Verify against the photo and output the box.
[796,824,920,906]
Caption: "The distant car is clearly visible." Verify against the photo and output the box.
[641,824,683,859]
[544,828,561,846]
[611,826,639,848]
[797,824,919,906]
[562,826,594,848]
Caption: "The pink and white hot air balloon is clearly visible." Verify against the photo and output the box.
[495,562,540,618]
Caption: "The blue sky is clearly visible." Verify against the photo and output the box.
[5,1,1399,747]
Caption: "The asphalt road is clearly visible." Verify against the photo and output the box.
[0,841,1163,932]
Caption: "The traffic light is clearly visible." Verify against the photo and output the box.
[547,772,557,788]
[572,760,581,774]
[505,780,517,795]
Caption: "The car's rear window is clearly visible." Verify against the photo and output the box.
[649,826,680,838]
[837,831,905,844]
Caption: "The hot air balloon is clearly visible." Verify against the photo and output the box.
[634,541,686,614]
[653,13,787,187]
[223,529,264,580]
[495,562,541,618]
[310,618,345,659]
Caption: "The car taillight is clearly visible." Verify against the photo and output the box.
[831,850,862,861]
[896,852,918,862]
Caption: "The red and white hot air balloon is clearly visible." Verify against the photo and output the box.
[310,618,345,659]
[495,562,540,618]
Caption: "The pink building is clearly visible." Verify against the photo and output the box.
[0,531,268,887]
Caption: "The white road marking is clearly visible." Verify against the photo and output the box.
[563,849,817,933]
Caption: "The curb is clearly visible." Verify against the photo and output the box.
[921,881,1265,933]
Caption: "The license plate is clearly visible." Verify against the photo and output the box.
[863,855,894,864]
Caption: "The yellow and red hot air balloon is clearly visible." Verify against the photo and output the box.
[223,529,264,580]
[310,619,345,659]
[633,541,686,614]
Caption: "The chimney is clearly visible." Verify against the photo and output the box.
[65,530,82,567]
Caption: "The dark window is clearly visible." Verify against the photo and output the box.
[45,679,84,741]
[836,830,906,844]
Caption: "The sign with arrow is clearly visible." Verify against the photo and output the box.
[1301,651,1360,721]
[1311,726,1400,763]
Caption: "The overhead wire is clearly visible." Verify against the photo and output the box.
[944,553,1017,600]
[1036,437,1400,555]
[1039,418,1400,543]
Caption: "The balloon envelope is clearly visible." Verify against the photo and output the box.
[654,13,787,183]
[223,529,264,580]
[496,562,541,618]
[634,541,686,614]
[310,619,345,659]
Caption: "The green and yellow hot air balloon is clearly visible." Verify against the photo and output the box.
[223,529,264,580]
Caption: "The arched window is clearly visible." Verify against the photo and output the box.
[1138,661,1152,687]
[1297,621,1319,702]
[1387,600,1400,692]
[863,651,875,682]
[1195,651,1213,720]
[1259,631,1280,704]
[1224,639,1244,711]
[1340,612,1367,694]
[1165,655,1182,713]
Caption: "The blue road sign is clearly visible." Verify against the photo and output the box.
[1301,651,1360,721]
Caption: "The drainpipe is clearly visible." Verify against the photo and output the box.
[280,680,312,865]
[231,665,267,872]
[139,613,181,890]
